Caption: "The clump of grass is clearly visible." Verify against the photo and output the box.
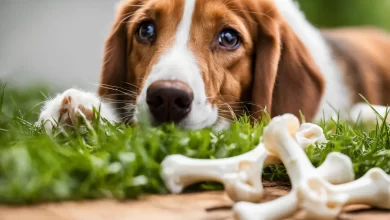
[0,83,389,205]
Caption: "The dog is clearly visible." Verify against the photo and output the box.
[37,0,390,132]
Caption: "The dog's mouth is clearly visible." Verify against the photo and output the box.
[131,101,221,130]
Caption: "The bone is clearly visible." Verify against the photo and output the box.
[332,168,390,209]
[295,123,327,149]
[161,114,326,203]
[298,168,390,220]
[315,152,354,185]
[234,192,298,220]
[235,115,389,220]
[233,152,355,220]
[161,147,268,203]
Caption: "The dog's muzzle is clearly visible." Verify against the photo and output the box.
[146,80,194,125]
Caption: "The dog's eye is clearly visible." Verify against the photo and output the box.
[136,21,156,43]
[218,29,240,49]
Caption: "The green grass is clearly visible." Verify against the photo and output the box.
[0,83,389,205]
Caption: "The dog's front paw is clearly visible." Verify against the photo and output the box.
[37,88,117,134]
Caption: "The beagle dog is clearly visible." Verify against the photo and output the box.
[38,0,390,132]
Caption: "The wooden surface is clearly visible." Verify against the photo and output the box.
[0,181,389,220]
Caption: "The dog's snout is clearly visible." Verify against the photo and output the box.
[146,80,194,124]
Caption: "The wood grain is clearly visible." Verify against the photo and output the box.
[0,181,388,220]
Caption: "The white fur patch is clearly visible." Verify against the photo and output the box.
[135,0,218,129]
[274,0,352,120]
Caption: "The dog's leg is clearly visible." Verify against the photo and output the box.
[37,88,118,134]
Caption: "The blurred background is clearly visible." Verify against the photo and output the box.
[1,0,390,92]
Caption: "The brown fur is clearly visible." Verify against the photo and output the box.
[189,0,255,120]
[98,0,141,106]
[58,96,94,127]
[97,0,331,124]
[99,0,185,111]
[323,27,390,105]
[245,0,325,121]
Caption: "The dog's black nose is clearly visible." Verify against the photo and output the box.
[146,80,194,124]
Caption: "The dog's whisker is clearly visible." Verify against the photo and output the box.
[99,84,138,95]
[219,111,244,118]
[217,115,234,123]
[120,110,135,121]
[116,106,137,112]
[98,88,132,97]
[102,93,138,99]
[100,83,137,93]
[123,81,141,90]
[103,98,135,103]
[119,11,139,25]
[103,100,137,105]
[114,107,136,113]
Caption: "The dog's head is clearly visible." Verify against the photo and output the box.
[98,0,325,129]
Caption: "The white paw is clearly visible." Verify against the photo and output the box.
[37,88,117,134]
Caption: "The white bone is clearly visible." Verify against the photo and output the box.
[235,115,389,220]
[161,148,268,203]
[331,168,390,208]
[234,191,298,220]
[315,152,354,185]
[295,123,327,148]
[233,152,355,220]
[298,168,390,219]
[161,114,326,202]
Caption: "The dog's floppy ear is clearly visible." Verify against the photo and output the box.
[98,1,140,100]
[251,4,325,121]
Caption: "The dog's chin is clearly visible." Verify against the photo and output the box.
[180,115,232,131]
[211,119,232,132]
[179,111,233,131]
[132,104,224,130]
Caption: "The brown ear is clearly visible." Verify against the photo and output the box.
[251,11,325,121]
[98,1,140,101]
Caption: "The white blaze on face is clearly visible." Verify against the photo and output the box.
[135,0,219,129]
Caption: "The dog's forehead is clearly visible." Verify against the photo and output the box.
[136,0,247,19]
